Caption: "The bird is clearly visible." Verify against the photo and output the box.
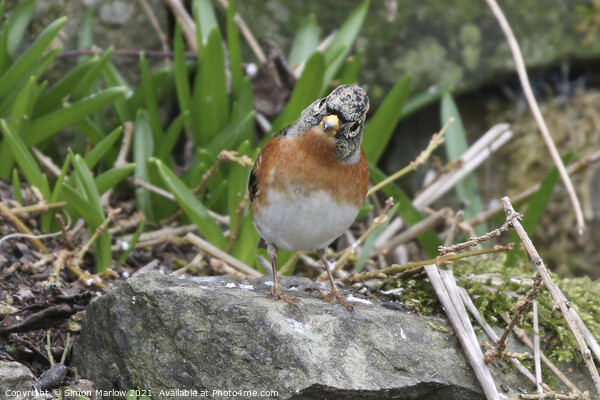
[248,84,370,311]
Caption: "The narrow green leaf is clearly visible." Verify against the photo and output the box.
[355,204,398,271]
[6,0,35,56]
[0,16,66,98]
[505,152,573,267]
[441,92,486,235]
[75,117,108,145]
[134,110,154,220]
[226,0,243,99]
[205,110,255,155]
[193,0,218,46]
[401,85,448,119]
[117,218,145,266]
[101,61,132,122]
[9,76,36,131]
[139,55,163,143]
[27,87,127,146]
[83,126,123,169]
[12,168,22,205]
[270,51,324,135]
[229,212,260,266]
[194,28,229,146]
[156,111,188,162]
[153,158,227,249]
[363,74,411,163]
[77,7,94,63]
[0,119,49,197]
[369,163,441,258]
[95,164,136,195]
[324,0,369,65]
[0,20,10,75]
[289,14,319,67]
[70,152,102,207]
[228,140,251,226]
[0,48,58,117]
[72,48,114,100]
[173,23,192,129]
[35,56,99,116]
[337,49,363,85]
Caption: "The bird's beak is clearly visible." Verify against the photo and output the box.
[319,114,340,137]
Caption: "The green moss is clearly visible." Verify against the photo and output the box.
[387,255,600,367]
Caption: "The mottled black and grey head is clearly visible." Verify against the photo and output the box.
[288,84,370,163]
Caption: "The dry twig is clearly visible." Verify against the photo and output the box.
[501,197,600,397]
[484,0,585,234]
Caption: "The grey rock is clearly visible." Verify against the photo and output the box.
[0,361,36,400]
[71,273,583,400]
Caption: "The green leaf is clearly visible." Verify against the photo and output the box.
[205,110,255,155]
[154,158,227,249]
[101,61,133,122]
[0,16,66,98]
[6,0,36,56]
[401,85,448,119]
[34,56,99,116]
[83,126,123,169]
[369,163,441,258]
[156,111,188,162]
[139,55,163,143]
[441,92,486,235]
[288,14,319,67]
[77,7,94,63]
[337,49,363,85]
[505,152,573,267]
[173,23,192,129]
[27,87,127,146]
[226,0,243,99]
[228,140,251,225]
[95,164,136,195]
[12,168,22,205]
[0,19,10,75]
[362,74,411,163]
[270,51,325,135]
[0,119,50,198]
[134,110,155,221]
[193,0,218,47]
[70,152,101,207]
[193,28,229,147]
[324,0,369,65]
[355,204,399,271]
[72,48,114,100]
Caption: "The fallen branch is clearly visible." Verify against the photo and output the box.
[501,197,600,397]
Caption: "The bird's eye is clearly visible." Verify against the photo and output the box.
[318,98,327,108]
[350,121,361,132]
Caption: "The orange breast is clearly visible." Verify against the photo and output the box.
[252,127,369,209]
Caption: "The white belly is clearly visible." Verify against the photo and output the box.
[253,188,360,252]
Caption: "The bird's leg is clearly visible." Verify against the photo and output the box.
[316,249,357,311]
[267,244,300,308]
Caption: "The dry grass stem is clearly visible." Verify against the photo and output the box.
[533,300,542,394]
[484,0,585,234]
[10,201,66,215]
[226,193,250,253]
[502,196,600,397]
[367,117,452,197]
[444,210,464,247]
[139,0,171,67]
[31,147,61,177]
[500,314,582,394]
[425,266,500,400]
[381,207,451,253]
[113,224,199,250]
[514,392,590,400]
[458,287,539,388]
[348,244,513,283]
[162,0,197,53]
[185,232,261,278]
[413,123,513,210]
[75,209,121,263]
[439,212,520,255]
[215,0,267,64]
[0,202,48,253]
[115,121,134,168]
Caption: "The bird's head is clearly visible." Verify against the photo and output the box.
[292,84,370,163]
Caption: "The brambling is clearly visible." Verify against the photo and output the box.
[249,84,370,311]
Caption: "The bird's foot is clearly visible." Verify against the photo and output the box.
[314,287,357,312]
[271,284,301,310]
